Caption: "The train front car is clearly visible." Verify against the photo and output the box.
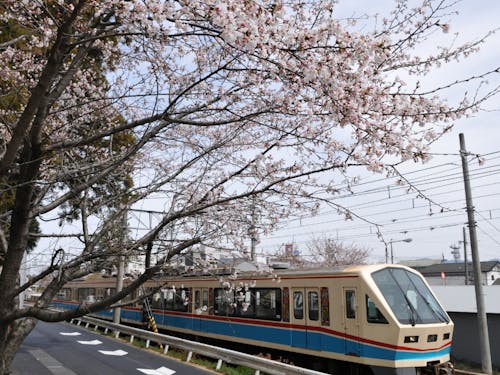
[359,264,453,375]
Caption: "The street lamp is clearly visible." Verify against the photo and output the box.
[387,238,413,264]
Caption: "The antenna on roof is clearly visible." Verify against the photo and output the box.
[450,244,461,263]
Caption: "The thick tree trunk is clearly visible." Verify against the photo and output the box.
[0,318,37,375]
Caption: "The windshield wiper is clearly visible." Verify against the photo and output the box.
[403,293,418,326]
[388,270,418,326]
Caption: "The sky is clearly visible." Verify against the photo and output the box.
[257,0,500,264]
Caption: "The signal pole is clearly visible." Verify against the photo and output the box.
[459,133,492,374]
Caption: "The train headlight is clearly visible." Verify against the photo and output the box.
[404,335,419,343]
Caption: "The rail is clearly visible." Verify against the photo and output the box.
[71,316,328,375]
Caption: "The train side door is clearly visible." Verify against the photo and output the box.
[305,288,321,350]
[343,287,360,356]
[291,288,307,348]
[193,288,209,332]
[290,288,321,349]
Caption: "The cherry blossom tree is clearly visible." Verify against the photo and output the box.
[306,236,371,267]
[0,0,499,372]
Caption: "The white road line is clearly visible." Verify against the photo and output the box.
[98,349,128,356]
[137,367,176,375]
[59,332,82,336]
[77,339,102,345]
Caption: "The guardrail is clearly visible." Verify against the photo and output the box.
[71,316,328,375]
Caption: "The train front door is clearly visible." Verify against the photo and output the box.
[343,287,360,356]
[290,288,321,349]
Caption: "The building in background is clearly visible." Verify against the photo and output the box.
[414,261,500,286]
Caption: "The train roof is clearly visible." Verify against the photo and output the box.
[63,263,416,285]
[270,263,413,277]
[167,263,414,280]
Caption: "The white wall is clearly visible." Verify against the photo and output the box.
[431,285,500,314]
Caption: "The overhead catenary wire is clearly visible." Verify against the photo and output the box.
[275,157,500,225]
[259,150,500,255]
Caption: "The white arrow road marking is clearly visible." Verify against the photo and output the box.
[77,339,102,345]
[59,332,82,336]
[98,349,128,356]
[137,367,176,375]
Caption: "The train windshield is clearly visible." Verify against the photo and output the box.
[372,268,450,325]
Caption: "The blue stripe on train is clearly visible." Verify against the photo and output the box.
[153,312,450,362]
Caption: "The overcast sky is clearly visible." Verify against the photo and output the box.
[258,0,500,264]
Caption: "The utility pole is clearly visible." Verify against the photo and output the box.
[249,200,258,261]
[113,207,127,324]
[459,133,492,374]
[463,226,469,285]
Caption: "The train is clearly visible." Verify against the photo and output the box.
[51,264,454,375]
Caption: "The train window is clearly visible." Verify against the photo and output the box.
[235,290,254,317]
[294,291,304,320]
[151,291,163,309]
[77,288,96,303]
[209,288,214,314]
[95,288,106,301]
[214,288,235,316]
[320,287,330,326]
[195,290,201,309]
[203,290,209,309]
[164,289,175,309]
[255,288,281,321]
[308,291,319,321]
[366,295,388,324]
[345,290,356,319]
[372,268,450,325]
[178,289,190,311]
[163,288,190,312]
[214,288,282,320]
[57,288,73,301]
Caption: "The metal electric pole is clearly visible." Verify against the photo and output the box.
[459,133,492,374]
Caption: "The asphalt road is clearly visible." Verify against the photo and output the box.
[12,320,215,375]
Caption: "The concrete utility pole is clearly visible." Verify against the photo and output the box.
[462,226,469,285]
[113,208,127,324]
[459,133,492,374]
